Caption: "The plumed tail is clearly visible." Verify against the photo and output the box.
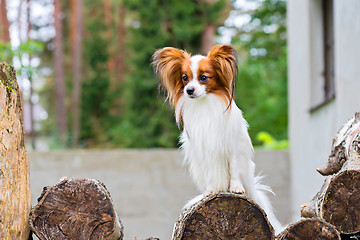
[254,174,275,195]
[252,174,283,235]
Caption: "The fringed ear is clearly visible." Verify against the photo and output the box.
[152,47,188,107]
[207,45,238,101]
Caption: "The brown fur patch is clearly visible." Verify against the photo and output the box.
[207,45,238,104]
[152,47,190,106]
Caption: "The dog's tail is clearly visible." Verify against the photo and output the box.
[251,174,283,235]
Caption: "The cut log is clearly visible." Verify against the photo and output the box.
[0,62,31,239]
[302,112,360,234]
[277,219,340,240]
[302,170,360,234]
[134,238,160,240]
[317,112,360,176]
[29,177,124,240]
[172,193,275,240]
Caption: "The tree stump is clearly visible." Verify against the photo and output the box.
[0,62,31,239]
[277,219,340,240]
[29,177,124,240]
[172,193,275,240]
[302,112,360,234]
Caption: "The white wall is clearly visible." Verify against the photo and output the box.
[29,149,290,240]
[288,0,360,221]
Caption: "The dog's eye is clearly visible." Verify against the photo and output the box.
[182,75,188,82]
[200,75,208,82]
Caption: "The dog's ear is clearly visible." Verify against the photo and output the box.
[208,45,238,99]
[152,47,188,106]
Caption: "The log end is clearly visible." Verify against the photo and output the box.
[30,178,123,240]
[277,219,340,240]
[172,193,275,240]
[322,170,360,234]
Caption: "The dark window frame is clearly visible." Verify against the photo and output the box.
[310,0,335,113]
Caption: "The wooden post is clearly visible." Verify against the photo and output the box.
[172,193,275,240]
[277,219,340,240]
[0,62,31,239]
[301,112,360,235]
[29,177,124,240]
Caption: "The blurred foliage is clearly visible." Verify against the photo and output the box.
[105,0,227,148]
[0,40,44,75]
[233,0,287,146]
[0,40,44,58]
[256,131,288,150]
[13,0,287,149]
[80,0,113,146]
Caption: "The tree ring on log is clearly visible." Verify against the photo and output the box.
[172,193,274,240]
[29,178,123,240]
[277,218,340,240]
[322,170,360,234]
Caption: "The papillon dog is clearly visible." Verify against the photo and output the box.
[152,44,282,233]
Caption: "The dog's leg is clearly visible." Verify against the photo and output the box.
[229,155,246,194]
[203,189,217,197]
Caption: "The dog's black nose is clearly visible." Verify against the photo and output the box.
[186,87,195,96]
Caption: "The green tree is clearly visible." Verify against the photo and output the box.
[107,0,227,148]
[231,0,287,145]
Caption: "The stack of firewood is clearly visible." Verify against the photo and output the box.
[299,112,360,239]
[2,62,360,239]
[172,113,360,240]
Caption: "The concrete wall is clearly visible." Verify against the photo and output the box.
[29,149,290,240]
[288,0,360,221]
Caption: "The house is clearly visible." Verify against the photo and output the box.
[288,0,360,220]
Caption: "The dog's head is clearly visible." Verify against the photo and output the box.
[152,45,238,107]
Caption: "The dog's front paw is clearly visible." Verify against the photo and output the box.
[230,185,245,194]
[203,189,217,197]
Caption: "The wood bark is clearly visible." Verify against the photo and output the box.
[104,0,115,85]
[53,0,68,141]
[277,219,340,240]
[200,24,216,55]
[29,177,124,240]
[70,0,84,146]
[198,0,231,55]
[0,0,11,42]
[0,62,31,239]
[301,112,360,234]
[301,169,360,234]
[134,238,160,240]
[172,193,275,240]
[115,4,126,85]
[317,112,360,176]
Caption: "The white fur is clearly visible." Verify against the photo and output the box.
[189,54,204,76]
[175,93,283,234]
[184,55,206,98]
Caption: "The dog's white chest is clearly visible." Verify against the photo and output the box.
[177,95,236,191]
[181,95,230,151]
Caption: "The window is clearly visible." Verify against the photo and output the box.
[322,0,335,101]
[309,0,335,112]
